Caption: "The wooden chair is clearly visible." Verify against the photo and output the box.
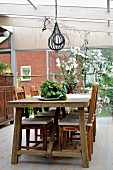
[30,85,40,97]
[30,85,55,113]
[92,84,99,142]
[13,85,29,118]
[58,84,98,161]
[66,84,99,142]
[30,85,58,140]
[13,85,54,150]
[69,84,99,142]
[13,85,26,100]
[21,117,53,150]
[30,85,42,113]
[30,85,58,139]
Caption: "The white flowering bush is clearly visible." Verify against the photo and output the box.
[56,47,83,89]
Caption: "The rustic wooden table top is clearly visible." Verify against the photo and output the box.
[7,93,91,108]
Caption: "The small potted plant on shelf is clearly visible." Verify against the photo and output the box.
[0,62,12,74]
[0,62,8,74]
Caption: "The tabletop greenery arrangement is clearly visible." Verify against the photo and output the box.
[40,80,67,100]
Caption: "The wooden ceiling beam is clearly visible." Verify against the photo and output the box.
[0,4,113,21]
[1,16,113,33]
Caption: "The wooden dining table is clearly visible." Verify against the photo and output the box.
[7,93,91,168]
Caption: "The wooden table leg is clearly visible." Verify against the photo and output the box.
[78,107,89,168]
[11,108,22,164]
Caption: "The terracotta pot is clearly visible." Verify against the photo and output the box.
[67,88,73,94]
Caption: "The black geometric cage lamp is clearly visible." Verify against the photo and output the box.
[48,0,65,51]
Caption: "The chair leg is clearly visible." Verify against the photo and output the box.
[18,128,22,154]
[42,125,47,150]
[91,126,93,154]
[87,127,92,161]
[93,115,96,142]
[63,131,67,148]
[59,126,63,151]
[34,128,38,141]
[35,127,43,140]
[26,129,30,148]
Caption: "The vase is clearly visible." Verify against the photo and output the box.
[66,84,76,94]
[0,68,6,74]
[67,87,73,94]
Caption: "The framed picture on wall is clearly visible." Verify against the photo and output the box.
[21,66,31,81]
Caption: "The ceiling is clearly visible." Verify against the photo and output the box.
[1,0,113,50]
[0,0,113,33]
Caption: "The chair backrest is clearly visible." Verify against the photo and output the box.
[30,85,40,97]
[13,86,29,117]
[88,84,98,123]
[13,86,18,100]
[13,86,26,100]
[30,85,42,112]
[16,86,26,99]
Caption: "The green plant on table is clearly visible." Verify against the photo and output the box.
[40,80,67,100]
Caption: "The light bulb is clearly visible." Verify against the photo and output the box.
[3,31,10,37]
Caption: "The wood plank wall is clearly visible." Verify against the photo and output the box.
[13,27,113,50]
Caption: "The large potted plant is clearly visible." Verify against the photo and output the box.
[56,47,85,93]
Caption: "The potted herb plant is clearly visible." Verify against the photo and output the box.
[0,62,8,74]
[40,80,67,100]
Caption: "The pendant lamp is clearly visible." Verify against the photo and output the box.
[48,0,65,51]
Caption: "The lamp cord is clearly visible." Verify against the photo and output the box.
[55,0,57,21]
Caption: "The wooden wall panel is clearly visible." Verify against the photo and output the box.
[13,27,50,50]
[13,27,113,50]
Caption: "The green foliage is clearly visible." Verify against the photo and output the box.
[28,107,34,116]
[97,104,112,117]
[99,75,113,105]
[40,80,67,100]
[0,62,7,70]
[101,49,113,61]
